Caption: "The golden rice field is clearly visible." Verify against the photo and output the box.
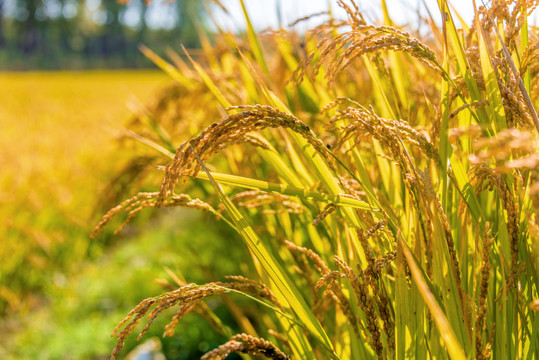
[0,71,168,313]
[0,70,229,360]
[2,1,539,359]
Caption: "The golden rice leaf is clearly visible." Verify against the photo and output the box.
[401,240,467,360]
[449,157,484,222]
[520,17,531,93]
[476,18,506,132]
[239,0,270,76]
[394,241,408,360]
[182,45,232,109]
[139,44,193,89]
[437,0,492,133]
[381,0,409,112]
[275,35,327,112]
[362,56,394,195]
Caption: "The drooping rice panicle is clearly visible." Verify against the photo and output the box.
[201,333,290,360]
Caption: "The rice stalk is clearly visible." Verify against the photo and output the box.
[94,0,539,358]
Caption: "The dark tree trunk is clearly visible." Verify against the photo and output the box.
[136,0,147,44]
[19,0,40,54]
[0,0,5,47]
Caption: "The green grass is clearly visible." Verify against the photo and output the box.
[2,209,242,360]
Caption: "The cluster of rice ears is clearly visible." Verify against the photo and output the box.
[94,0,539,359]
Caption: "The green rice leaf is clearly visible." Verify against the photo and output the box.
[194,171,373,210]
[190,145,337,358]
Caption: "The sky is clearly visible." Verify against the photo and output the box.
[215,0,477,31]
[214,0,539,32]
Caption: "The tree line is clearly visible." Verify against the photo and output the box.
[0,0,203,69]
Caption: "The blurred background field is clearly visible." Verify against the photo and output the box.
[0,71,162,304]
[0,71,250,359]
[0,71,154,354]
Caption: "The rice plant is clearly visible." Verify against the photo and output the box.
[94,0,539,359]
